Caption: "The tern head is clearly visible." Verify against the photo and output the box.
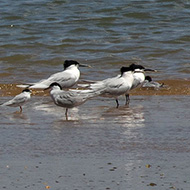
[22,89,31,93]
[129,64,145,73]
[120,66,133,76]
[63,60,91,70]
[129,64,156,73]
[63,60,80,70]
[145,76,152,82]
[48,82,62,90]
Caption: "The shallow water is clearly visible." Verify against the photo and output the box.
[0,95,190,189]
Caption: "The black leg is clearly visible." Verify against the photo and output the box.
[65,108,68,120]
[115,98,119,108]
[19,106,23,113]
[125,94,130,106]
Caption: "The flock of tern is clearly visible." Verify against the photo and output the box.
[1,60,162,119]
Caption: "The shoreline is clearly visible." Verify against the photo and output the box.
[0,79,189,97]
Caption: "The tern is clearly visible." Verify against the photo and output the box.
[17,60,89,89]
[1,89,31,113]
[82,66,134,108]
[47,82,104,119]
[125,64,156,105]
[142,76,164,88]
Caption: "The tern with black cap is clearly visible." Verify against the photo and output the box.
[1,89,31,113]
[17,60,90,89]
[81,66,135,108]
[125,63,156,105]
[46,82,104,120]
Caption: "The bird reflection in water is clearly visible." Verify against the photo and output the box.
[101,105,145,129]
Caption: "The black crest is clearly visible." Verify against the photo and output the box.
[145,76,152,82]
[63,60,80,70]
[22,89,31,93]
[120,67,132,75]
[129,63,145,71]
[49,82,62,90]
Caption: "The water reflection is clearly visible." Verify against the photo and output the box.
[33,101,80,121]
[0,111,31,126]
[101,105,145,128]
[33,97,145,129]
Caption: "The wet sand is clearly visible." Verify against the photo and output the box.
[0,79,190,96]
[0,80,190,190]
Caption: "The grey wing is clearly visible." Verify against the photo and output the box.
[107,77,125,89]
[3,94,28,106]
[109,82,123,89]
[28,71,73,89]
[48,71,74,84]
[50,72,79,88]
[131,79,142,90]
[34,72,69,86]
[89,77,116,90]
[142,80,164,88]
[56,92,77,106]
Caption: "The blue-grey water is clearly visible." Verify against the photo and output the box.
[0,0,190,84]
[0,1,190,190]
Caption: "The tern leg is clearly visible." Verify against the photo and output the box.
[115,98,119,108]
[19,106,23,113]
[65,108,68,120]
[125,94,130,106]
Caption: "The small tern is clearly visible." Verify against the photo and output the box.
[1,89,31,113]
[142,76,164,88]
[17,60,89,89]
[82,66,134,108]
[125,64,156,105]
[46,82,104,119]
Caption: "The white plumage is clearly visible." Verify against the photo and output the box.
[142,76,164,88]
[48,82,104,119]
[125,64,156,105]
[17,60,89,89]
[81,67,134,108]
[1,89,31,112]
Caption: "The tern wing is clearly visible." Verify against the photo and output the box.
[54,91,79,107]
[48,71,71,82]
[56,90,97,107]
[107,80,127,93]
[103,76,132,96]
[142,81,164,88]
[29,71,76,89]
[89,76,119,90]
[2,93,29,107]
[48,71,75,86]
[17,69,77,89]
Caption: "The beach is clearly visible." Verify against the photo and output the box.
[0,84,190,189]
[0,0,190,189]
